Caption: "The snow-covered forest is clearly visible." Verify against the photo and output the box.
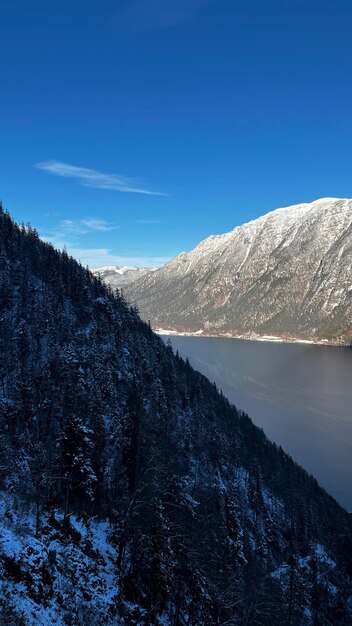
[0,204,351,625]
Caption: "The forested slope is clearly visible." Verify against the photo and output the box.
[0,205,351,625]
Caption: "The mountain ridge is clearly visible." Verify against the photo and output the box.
[92,265,158,289]
[125,198,352,343]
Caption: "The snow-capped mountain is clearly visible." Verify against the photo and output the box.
[125,198,352,343]
[92,265,158,289]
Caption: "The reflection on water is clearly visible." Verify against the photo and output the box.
[164,336,352,511]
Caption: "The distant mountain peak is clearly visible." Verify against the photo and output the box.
[92,265,158,288]
[94,265,158,273]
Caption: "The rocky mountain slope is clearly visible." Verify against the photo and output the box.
[125,198,352,343]
[92,265,157,289]
[1,204,352,624]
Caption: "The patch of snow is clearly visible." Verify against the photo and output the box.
[0,497,119,626]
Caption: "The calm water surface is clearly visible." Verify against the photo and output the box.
[164,336,352,511]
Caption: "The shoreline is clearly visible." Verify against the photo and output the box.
[154,327,348,347]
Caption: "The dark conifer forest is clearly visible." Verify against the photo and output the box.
[0,204,351,625]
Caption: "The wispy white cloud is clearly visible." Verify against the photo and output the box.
[82,219,115,231]
[117,0,214,31]
[58,218,116,235]
[35,160,167,196]
[40,217,117,253]
[41,225,168,269]
[53,245,168,269]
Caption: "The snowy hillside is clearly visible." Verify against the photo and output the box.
[125,198,352,342]
[0,499,118,625]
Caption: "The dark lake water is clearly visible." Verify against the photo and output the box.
[163,336,352,511]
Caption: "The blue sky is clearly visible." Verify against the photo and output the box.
[1,0,352,267]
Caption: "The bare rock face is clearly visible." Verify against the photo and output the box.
[125,198,352,342]
[92,265,157,289]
